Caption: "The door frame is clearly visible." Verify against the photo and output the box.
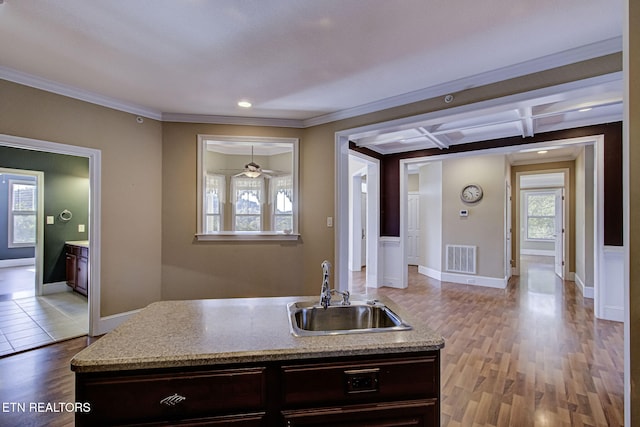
[0,134,101,336]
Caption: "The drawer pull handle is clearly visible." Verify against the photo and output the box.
[160,393,186,406]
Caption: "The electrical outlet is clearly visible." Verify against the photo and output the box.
[78,224,85,233]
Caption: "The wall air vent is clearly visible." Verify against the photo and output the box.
[446,244,477,274]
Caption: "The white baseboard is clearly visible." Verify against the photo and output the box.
[418,265,441,280]
[92,309,141,336]
[0,258,35,268]
[441,272,508,289]
[380,275,404,288]
[520,249,555,256]
[601,305,624,322]
[42,281,72,295]
[418,266,507,289]
[574,274,594,299]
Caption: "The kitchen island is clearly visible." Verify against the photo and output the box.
[72,296,445,426]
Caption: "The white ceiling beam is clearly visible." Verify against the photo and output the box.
[518,107,535,137]
[417,127,449,149]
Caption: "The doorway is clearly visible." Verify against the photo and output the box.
[0,134,101,338]
[518,172,567,280]
[347,151,380,291]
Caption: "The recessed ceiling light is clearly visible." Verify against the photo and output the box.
[578,107,592,112]
[537,150,548,154]
[237,100,252,108]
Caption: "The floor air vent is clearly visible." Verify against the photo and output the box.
[446,245,477,274]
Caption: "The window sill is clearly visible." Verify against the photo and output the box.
[195,232,300,242]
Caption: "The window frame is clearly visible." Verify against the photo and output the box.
[196,135,299,241]
[524,190,556,242]
[8,179,37,248]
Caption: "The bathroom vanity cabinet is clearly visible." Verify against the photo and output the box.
[72,297,444,426]
[65,241,88,296]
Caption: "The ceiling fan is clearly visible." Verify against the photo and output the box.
[234,146,274,178]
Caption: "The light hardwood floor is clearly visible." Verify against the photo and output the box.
[0,256,624,426]
[351,256,624,426]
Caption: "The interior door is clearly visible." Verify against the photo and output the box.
[407,193,420,265]
[554,188,564,278]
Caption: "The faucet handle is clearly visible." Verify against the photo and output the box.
[340,290,350,305]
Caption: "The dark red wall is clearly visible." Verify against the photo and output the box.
[354,122,623,245]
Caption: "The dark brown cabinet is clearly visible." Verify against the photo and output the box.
[65,243,88,296]
[75,352,439,426]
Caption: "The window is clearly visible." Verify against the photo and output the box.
[232,177,263,231]
[271,175,293,232]
[9,179,36,247]
[526,191,556,240]
[204,174,225,232]
[196,135,299,241]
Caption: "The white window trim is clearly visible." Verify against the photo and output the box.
[195,135,299,242]
[8,179,37,248]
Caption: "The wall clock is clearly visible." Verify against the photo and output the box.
[461,184,483,203]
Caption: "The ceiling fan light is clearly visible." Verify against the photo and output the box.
[244,170,261,178]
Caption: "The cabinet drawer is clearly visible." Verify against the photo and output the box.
[282,398,438,427]
[77,367,266,425]
[281,357,437,406]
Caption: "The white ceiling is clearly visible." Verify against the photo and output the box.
[0,0,624,153]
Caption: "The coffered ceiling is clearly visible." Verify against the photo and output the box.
[0,0,624,152]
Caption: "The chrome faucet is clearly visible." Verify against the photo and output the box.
[320,260,350,309]
[320,260,332,309]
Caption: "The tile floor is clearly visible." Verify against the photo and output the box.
[0,266,88,357]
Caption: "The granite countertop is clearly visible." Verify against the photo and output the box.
[65,240,90,248]
[71,296,445,373]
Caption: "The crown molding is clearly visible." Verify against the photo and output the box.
[0,36,622,128]
[0,66,163,120]
[161,113,305,128]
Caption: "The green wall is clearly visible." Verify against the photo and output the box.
[0,146,89,283]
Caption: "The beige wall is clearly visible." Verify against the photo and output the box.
[441,155,507,278]
[0,80,163,316]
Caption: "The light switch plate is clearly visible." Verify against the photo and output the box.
[78,224,85,232]
[46,216,55,225]
[327,217,333,227]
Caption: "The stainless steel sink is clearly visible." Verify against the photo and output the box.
[287,300,412,336]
